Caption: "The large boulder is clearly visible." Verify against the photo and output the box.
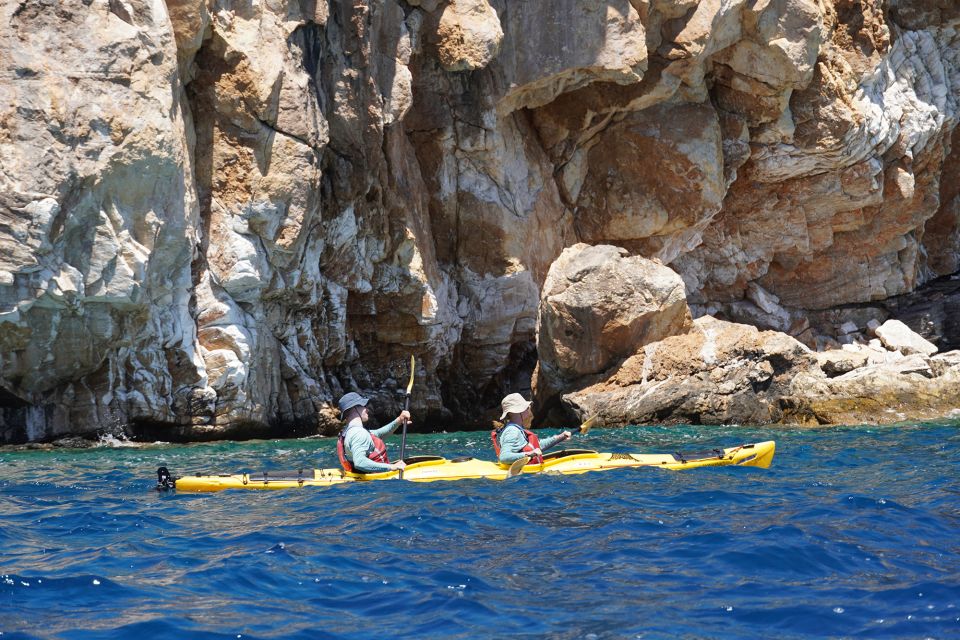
[534,244,692,413]
[539,244,692,378]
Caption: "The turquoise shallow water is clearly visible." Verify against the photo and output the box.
[1,423,958,639]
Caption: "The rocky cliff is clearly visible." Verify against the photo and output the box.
[542,243,960,428]
[1,0,958,443]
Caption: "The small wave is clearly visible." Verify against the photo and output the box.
[95,433,144,448]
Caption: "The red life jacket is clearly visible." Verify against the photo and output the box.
[337,425,389,473]
[491,423,543,464]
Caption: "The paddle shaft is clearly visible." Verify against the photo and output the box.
[399,394,410,464]
[398,355,415,479]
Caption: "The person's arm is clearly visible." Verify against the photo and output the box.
[539,431,571,451]
[370,410,410,438]
[346,429,394,473]
[497,425,532,464]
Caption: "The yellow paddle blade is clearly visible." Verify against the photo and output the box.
[405,355,415,395]
[579,412,599,435]
[507,456,530,478]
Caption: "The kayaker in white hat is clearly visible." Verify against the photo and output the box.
[491,393,570,465]
[336,392,409,474]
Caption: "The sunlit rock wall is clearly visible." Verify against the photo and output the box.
[1,0,958,442]
[0,0,203,442]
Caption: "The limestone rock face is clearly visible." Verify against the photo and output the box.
[180,0,457,435]
[561,317,960,427]
[2,0,959,442]
[572,103,726,264]
[0,0,202,442]
[677,18,960,312]
[491,0,648,114]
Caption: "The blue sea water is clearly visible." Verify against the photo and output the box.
[1,422,958,639]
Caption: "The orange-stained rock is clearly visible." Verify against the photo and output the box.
[572,102,725,264]
[922,126,960,276]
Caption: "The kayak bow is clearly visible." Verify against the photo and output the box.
[162,441,775,493]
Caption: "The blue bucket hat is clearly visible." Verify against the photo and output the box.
[338,392,369,415]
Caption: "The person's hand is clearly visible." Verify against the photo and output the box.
[390,460,407,471]
[529,448,542,457]
[398,410,411,424]
[559,430,572,441]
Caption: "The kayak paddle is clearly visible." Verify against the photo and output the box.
[398,354,414,479]
[578,412,600,435]
[507,455,530,478]
[579,397,614,435]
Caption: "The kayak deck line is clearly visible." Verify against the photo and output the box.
[160,441,775,492]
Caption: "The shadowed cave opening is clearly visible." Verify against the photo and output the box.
[0,386,32,445]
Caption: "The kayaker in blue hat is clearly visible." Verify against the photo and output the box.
[336,392,410,474]
[492,393,570,465]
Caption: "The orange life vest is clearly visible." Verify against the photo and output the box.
[337,426,389,473]
[491,423,543,464]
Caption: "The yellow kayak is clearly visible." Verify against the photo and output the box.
[162,441,775,493]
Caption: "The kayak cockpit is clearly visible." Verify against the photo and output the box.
[345,455,449,480]
[398,455,447,465]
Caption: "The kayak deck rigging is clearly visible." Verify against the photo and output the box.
[161,441,775,493]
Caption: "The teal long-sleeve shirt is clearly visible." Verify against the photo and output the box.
[496,423,565,464]
[342,417,404,473]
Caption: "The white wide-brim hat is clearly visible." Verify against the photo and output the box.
[500,393,531,420]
